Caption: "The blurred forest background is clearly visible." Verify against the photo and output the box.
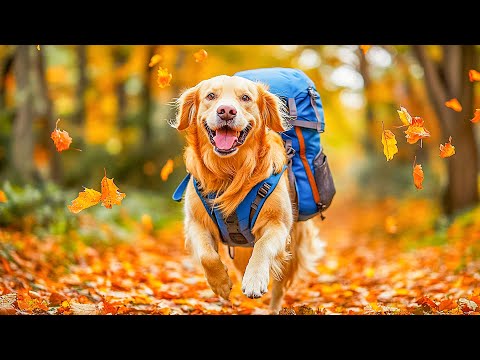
[0,45,479,315]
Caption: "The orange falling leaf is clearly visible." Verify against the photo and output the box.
[359,45,371,55]
[100,169,126,209]
[404,116,431,145]
[50,119,73,152]
[0,190,7,203]
[193,49,208,63]
[36,45,40,51]
[439,136,455,158]
[413,157,424,190]
[445,98,462,112]
[148,54,162,68]
[469,69,480,82]
[470,109,480,123]
[160,159,174,181]
[157,67,172,88]
[68,188,101,213]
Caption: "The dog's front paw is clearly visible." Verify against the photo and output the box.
[204,262,233,300]
[242,266,269,299]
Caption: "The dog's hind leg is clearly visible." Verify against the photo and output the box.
[186,220,233,300]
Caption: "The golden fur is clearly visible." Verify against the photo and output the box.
[173,75,324,312]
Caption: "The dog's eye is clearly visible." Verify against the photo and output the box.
[206,93,216,101]
[241,94,251,102]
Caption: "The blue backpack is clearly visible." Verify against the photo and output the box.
[235,67,335,221]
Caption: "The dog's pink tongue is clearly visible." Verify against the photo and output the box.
[214,128,237,150]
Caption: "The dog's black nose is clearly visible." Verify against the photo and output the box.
[217,105,237,121]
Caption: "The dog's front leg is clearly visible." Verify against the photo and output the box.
[242,223,289,299]
[186,220,233,300]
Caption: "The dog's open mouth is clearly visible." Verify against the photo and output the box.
[204,122,252,156]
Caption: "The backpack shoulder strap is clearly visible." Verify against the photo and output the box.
[172,173,191,202]
[248,165,288,228]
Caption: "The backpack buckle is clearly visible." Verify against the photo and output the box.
[258,183,271,198]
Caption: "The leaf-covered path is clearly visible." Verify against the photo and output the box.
[1,197,480,315]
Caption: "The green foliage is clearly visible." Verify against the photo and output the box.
[0,181,78,234]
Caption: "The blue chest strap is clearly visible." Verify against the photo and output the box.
[172,166,287,249]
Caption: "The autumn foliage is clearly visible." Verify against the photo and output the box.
[50,119,73,152]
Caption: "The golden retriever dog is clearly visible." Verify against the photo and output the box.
[172,75,323,313]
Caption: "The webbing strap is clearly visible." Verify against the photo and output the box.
[284,140,298,222]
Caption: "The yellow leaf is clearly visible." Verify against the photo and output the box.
[0,190,7,203]
[157,67,172,88]
[100,169,126,209]
[160,159,174,181]
[68,188,101,213]
[36,45,40,51]
[61,300,70,308]
[469,69,480,82]
[397,106,412,126]
[148,54,162,68]
[381,129,398,161]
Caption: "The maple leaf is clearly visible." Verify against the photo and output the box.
[469,69,480,82]
[397,106,412,126]
[101,299,118,314]
[445,98,462,112]
[0,190,7,203]
[439,136,455,158]
[193,49,208,63]
[100,169,126,209]
[359,45,371,55]
[148,54,162,68]
[50,119,73,152]
[413,158,424,190]
[294,304,316,315]
[160,159,174,181]
[68,187,101,213]
[404,116,430,145]
[470,109,480,123]
[70,301,98,315]
[381,126,398,161]
[438,299,457,311]
[157,67,172,88]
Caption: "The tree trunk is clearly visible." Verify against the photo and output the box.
[32,47,63,183]
[413,45,478,215]
[141,45,155,145]
[358,48,375,154]
[12,45,34,182]
[74,45,87,126]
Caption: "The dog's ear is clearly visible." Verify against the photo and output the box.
[173,85,198,131]
[257,82,288,133]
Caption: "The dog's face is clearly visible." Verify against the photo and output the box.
[174,75,287,158]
